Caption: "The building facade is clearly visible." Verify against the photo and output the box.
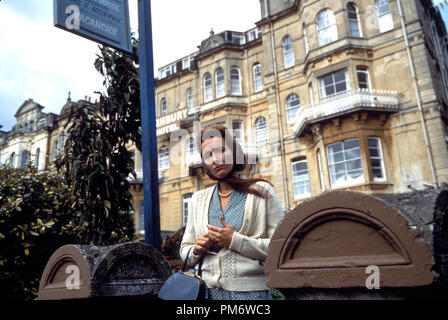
[149,0,448,233]
[2,0,448,237]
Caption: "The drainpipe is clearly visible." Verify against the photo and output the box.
[244,48,255,178]
[397,0,438,188]
[266,3,291,211]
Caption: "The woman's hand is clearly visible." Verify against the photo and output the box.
[193,233,214,256]
[207,216,235,249]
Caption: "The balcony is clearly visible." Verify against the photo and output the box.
[294,89,400,137]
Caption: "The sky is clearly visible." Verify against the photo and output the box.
[0,0,261,132]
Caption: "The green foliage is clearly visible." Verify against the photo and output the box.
[56,40,140,245]
[0,164,83,299]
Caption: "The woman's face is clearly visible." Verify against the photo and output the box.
[201,136,234,180]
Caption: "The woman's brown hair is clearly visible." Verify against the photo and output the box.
[196,125,272,199]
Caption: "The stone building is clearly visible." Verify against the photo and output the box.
[2,0,448,238]
[143,0,448,233]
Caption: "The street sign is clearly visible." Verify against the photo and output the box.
[54,0,132,53]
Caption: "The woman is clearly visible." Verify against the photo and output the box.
[180,125,284,300]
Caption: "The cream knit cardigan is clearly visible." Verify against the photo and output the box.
[180,181,284,292]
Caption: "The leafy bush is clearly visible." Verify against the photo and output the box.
[0,164,83,299]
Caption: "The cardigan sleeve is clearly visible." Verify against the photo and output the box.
[229,184,284,261]
[180,191,201,268]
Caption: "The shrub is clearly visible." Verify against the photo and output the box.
[0,164,84,299]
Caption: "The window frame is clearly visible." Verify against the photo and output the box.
[368,137,386,182]
[356,67,371,91]
[230,67,242,95]
[255,116,268,147]
[161,98,168,116]
[347,3,362,37]
[253,63,263,92]
[203,72,213,102]
[376,0,393,33]
[326,138,364,188]
[319,69,350,99]
[282,35,295,68]
[186,88,194,113]
[285,93,301,124]
[215,68,225,98]
[182,193,193,227]
[291,159,311,199]
[158,145,170,171]
[316,9,338,46]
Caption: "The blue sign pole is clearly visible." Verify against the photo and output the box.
[137,0,161,250]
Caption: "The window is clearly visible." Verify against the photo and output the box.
[183,56,194,69]
[319,69,349,98]
[52,141,58,161]
[377,0,393,33]
[161,98,167,116]
[286,93,301,123]
[20,150,30,169]
[9,153,15,168]
[255,116,268,147]
[215,68,225,97]
[204,73,213,102]
[230,67,242,95]
[186,137,198,161]
[158,64,177,79]
[317,9,338,46]
[368,137,386,181]
[282,36,295,68]
[59,133,65,153]
[357,67,370,90]
[292,159,311,199]
[158,146,169,170]
[139,200,145,235]
[186,88,194,113]
[182,193,193,227]
[253,63,262,92]
[35,148,40,169]
[232,120,244,149]
[347,4,361,37]
[232,33,245,45]
[327,139,364,187]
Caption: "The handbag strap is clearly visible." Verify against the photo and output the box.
[182,246,205,277]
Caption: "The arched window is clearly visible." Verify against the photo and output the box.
[158,146,170,170]
[255,116,268,147]
[253,63,262,92]
[347,4,361,37]
[59,132,65,154]
[215,68,225,97]
[203,72,213,102]
[21,150,30,169]
[317,9,338,46]
[230,67,241,95]
[10,152,16,168]
[282,35,295,68]
[35,148,40,169]
[52,140,58,161]
[286,93,301,123]
[376,0,393,33]
[161,98,168,116]
[186,88,194,113]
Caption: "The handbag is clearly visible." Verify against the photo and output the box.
[157,247,209,300]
